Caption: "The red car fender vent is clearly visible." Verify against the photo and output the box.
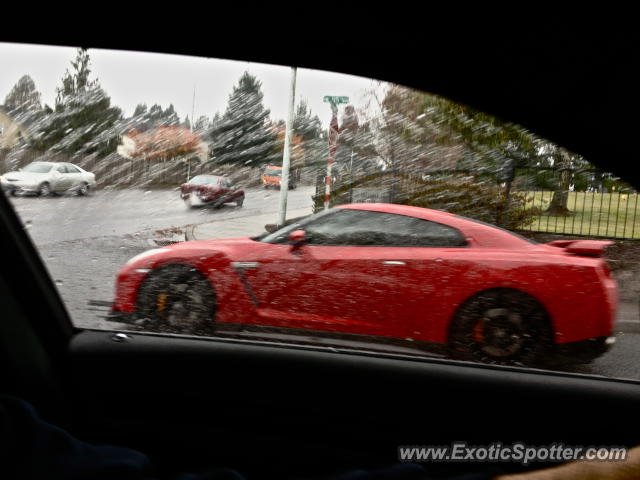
[546,239,614,258]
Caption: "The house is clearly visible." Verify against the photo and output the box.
[117,126,208,163]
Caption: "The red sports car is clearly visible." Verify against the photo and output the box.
[111,203,618,366]
[180,174,244,208]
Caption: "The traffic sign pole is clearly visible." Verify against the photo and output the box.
[324,96,348,210]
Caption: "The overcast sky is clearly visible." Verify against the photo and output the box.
[0,42,384,128]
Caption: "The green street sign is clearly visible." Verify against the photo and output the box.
[323,96,349,104]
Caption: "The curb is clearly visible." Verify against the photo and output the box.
[187,208,313,242]
[185,224,197,241]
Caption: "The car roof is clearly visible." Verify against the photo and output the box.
[339,203,456,220]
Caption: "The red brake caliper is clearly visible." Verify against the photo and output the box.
[473,319,485,343]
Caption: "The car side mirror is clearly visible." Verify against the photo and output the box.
[288,230,306,250]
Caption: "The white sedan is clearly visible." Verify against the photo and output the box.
[0,161,96,196]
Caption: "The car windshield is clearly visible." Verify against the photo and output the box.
[22,162,52,173]
[1,42,637,381]
[188,176,219,185]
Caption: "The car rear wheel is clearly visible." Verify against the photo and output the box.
[38,182,51,197]
[135,264,216,335]
[448,288,552,366]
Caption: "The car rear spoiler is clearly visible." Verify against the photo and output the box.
[546,239,614,257]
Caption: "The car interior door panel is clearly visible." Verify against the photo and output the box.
[65,329,640,477]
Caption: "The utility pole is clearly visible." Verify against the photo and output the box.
[191,86,196,133]
[277,67,297,227]
[187,85,196,182]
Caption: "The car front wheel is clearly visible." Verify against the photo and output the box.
[38,182,51,197]
[236,196,244,207]
[77,182,90,196]
[135,264,216,335]
[448,288,552,367]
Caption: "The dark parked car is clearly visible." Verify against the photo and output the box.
[180,174,244,208]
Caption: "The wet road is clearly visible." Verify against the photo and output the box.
[8,186,315,245]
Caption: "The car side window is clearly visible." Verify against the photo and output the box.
[66,164,80,173]
[303,210,467,247]
[56,165,67,173]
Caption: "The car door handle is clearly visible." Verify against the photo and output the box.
[232,262,261,269]
[382,261,406,266]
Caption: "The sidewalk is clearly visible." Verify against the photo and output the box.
[188,206,313,241]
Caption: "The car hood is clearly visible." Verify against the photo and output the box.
[157,237,268,262]
[2,171,48,182]
[173,237,254,250]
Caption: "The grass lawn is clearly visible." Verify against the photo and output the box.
[519,191,640,239]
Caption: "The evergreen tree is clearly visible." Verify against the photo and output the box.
[133,104,148,117]
[210,112,221,129]
[163,104,180,126]
[183,115,191,130]
[209,72,279,167]
[293,99,322,142]
[147,104,165,125]
[32,48,122,156]
[127,103,150,132]
[132,103,181,130]
[3,75,42,114]
[193,115,210,133]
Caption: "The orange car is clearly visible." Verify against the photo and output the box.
[261,165,297,189]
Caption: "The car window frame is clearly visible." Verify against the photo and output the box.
[261,209,468,248]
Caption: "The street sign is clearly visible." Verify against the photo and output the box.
[323,96,349,104]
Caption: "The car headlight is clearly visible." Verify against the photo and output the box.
[126,248,169,265]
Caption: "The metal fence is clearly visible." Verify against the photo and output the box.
[515,167,640,239]
[314,165,640,240]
